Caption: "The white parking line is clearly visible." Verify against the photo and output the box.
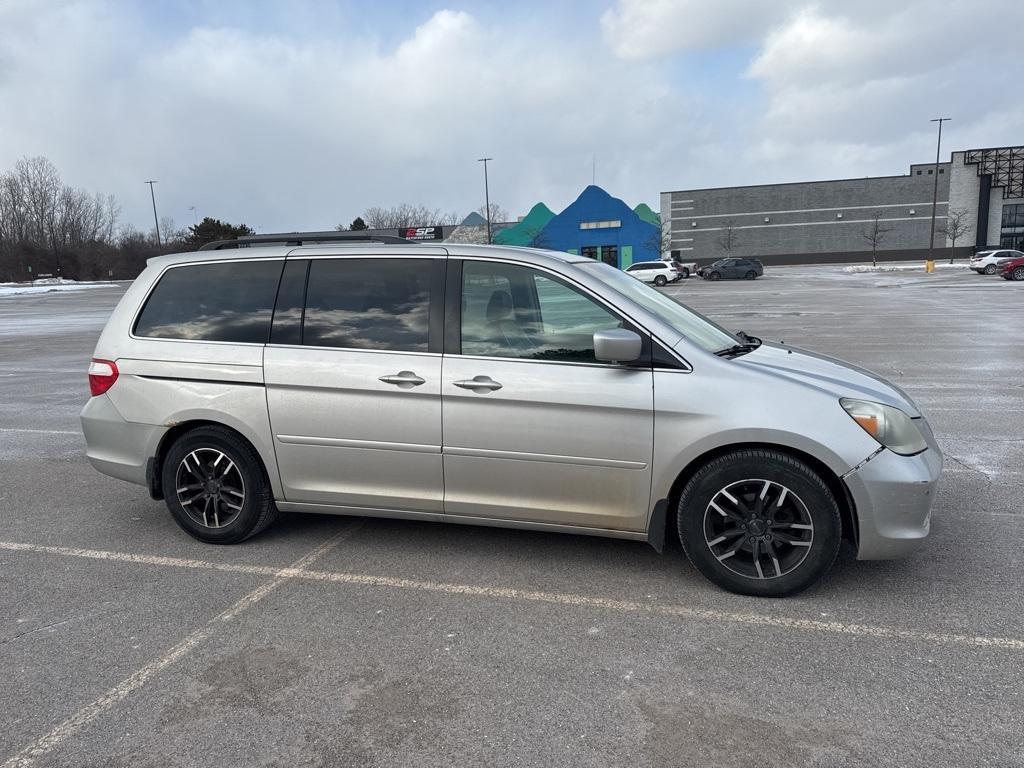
[0,526,359,768]
[1,539,1022,653]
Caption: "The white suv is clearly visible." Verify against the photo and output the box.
[971,249,1023,274]
[625,260,680,286]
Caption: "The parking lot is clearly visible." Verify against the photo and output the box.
[1,264,1022,767]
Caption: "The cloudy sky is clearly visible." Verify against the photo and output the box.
[2,0,1021,233]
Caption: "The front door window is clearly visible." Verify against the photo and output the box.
[460,260,621,363]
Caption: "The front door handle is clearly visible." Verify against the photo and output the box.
[453,375,503,393]
[379,371,425,389]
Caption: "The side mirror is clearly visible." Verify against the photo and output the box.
[593,328,642,363]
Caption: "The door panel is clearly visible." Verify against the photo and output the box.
[441,259,654,532]
[265,348,443,510]
[263,256,445,512]
[442,357,653,530]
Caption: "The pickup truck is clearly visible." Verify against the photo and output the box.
[664,258,698,278]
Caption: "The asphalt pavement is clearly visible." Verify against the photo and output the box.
[1,264,1022,767]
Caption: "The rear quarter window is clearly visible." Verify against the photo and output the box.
[133,260,284,343]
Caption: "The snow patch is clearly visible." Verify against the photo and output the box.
[0,278,118,297]
[841,263,968,274]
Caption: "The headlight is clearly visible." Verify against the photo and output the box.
[840,398,928,455]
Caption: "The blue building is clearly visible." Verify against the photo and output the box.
[534,185,660,268]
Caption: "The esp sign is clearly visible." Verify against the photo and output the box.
[398,226,443,241]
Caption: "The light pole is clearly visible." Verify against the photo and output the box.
[477,157,493,244]
[927,118,950,262]
[145,180,162,253]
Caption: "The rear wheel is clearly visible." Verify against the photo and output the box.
[745,270,757,280]
[676,449,841,597]
[984,264,996,275]
[708,271,721,281]
[654,274,668,286]
[1012,266,1024,281]
[161,425,278,544]
[681,268,690,279]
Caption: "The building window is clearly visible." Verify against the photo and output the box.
[579,220,621,230]
[580,246,598,260]
[916,170,922,175]
[1001,203,1024,229]
[927,169,933,175]
[600,246,618,267]
[939,168,945,174]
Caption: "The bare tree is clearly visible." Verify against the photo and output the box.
[355,203,460,230]
[0,156,119,279]
[476,202,508,225]
[862,212,893,268]
[714,219,741,255]
[938,207,973,264]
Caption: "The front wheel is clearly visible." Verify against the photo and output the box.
[1012,266,1024,281]
[708,271,721,281]
[676,449,841,597]
[654,275,668,286]
[161,425,278,544]
[984,264,996,275]
[681,268,690,279]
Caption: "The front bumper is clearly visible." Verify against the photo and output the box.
[80,394,166,487]
[844,443,942,560]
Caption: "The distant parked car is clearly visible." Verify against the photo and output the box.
[999,256,1024,281]
[665,256,698,279]
[698,258,764,281]
[625,260,680,286]
[971,249,1023,274]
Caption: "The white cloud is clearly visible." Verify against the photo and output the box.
[600,0,802,58]
[0,3,694,232]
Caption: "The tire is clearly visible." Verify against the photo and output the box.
[681,268,690,279]
[708,271,721,281]
[654,274,668,286]
[676,449,841,597]
[161,425,278,544]
[984,264,996,275]
[745,270,757,280]
[1013,267,1024,281]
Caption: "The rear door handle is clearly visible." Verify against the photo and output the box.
[379,371,425,388]
[453,375,503,393]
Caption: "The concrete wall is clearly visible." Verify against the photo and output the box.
[664,166,951,264]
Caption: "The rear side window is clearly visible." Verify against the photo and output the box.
[134,260,284,343]
[302,259,434,351]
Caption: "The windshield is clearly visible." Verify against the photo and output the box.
[578,261,739,352]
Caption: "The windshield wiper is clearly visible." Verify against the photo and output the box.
[715,330,762,358]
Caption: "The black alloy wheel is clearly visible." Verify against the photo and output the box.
[676,449,841,597]
[161,425,278,544]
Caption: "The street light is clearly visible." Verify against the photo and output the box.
[477,157,493,244]
[145,180,162,253]
[927,118,950,262]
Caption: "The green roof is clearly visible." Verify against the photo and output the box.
[633,203,660,226]
[493,202,556,246]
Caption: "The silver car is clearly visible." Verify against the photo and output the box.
[81,239,941,596]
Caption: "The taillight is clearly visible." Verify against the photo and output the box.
[88,358,119,396]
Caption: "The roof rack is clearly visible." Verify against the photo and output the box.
[198,232,415,251]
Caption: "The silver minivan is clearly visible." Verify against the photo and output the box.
[81,237,942,596]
